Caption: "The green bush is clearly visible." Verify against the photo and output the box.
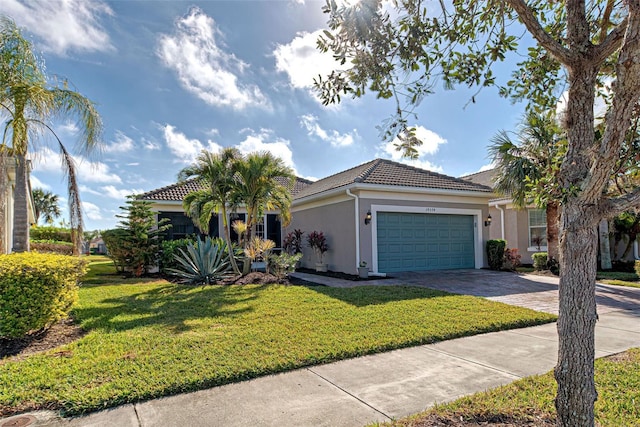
[533,252,548,271]
[30,226,72,243]
[31,241,74,255]
[168,237,231,285]
[267,252,303,280]
[634,260,640,277]
[102,228,130,273]
[486,239,506,270]
[0,252,87,339]
[160,237,197,275]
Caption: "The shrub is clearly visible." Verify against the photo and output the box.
[103,197,170,276]
[533,252,548,271]
[634,260,640,277]
[267,252,302,280]
[283,229,304,254]
[160,237,197,275]
[31,241,74,255]
[503,248,522,271]
[0,252,86,339]
[486,239,506,270]
[30,226,72,243]
[168,237,231,285]
[307,231,329,263]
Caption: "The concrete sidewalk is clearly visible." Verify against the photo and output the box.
[4,308,639,427]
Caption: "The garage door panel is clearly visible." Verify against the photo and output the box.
[377,212,475,273]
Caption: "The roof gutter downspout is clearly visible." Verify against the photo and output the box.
[496,204,505,240]
[345,188,360,273]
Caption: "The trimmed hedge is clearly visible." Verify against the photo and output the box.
[30,226,72,243]
[533,252,548,271]
[635,260,640,277]
[31,241,74,255]
[486,239,506,270]
[0,252,87,339]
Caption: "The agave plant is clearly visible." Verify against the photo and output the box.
[168,237,232,285]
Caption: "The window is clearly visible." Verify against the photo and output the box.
[528,209,547,250]
[159,212,219,241]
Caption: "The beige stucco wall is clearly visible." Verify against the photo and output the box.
[488,203,546,264]
[291,188,493,274]
[287,198,357,274]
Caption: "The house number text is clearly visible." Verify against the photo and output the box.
[424,207,437,213]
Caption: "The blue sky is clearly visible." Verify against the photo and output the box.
[1,0,528,230]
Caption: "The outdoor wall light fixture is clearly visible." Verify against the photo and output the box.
[484,214,492,227]
[364,210,372,225]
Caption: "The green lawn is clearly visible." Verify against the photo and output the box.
[379,348,640,426]
[0,258,555,416]
[596,271,640,288]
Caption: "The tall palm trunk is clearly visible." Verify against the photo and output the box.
[12,154,30,252]
[0,150,7,253]
[546,201,560,263]
[221,205,240,275]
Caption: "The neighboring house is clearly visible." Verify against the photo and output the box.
[141,159,494,275]
[89,237,107,255]
[288,159,494,275]
[138,176,313,246]
[1,156,35,254]
[462,169,548,264]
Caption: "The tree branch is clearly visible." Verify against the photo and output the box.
[592,16,628,65]
[601,188,640,219]
[504,0,573,64]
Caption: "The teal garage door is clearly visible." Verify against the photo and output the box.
[377,212,475,272]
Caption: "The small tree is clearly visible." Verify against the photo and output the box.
[112,196,170,277]
[307,231,329,264]
[283,229,304,255]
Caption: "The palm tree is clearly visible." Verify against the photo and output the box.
[178,148,242,275]
[0,16,102,254]
[232,151,295,245]
[489,111,564,263]
[32,188,61,224]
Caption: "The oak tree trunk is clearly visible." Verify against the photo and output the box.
[12,154,30,252]
[555,202,598,426]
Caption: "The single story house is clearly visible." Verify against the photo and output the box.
[1,156,35,254]
[140,159,494,275]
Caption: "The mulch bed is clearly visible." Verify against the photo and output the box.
[296,267,392,281]
[0,317,86,361]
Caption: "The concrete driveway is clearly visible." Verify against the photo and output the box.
[394,269,640,315]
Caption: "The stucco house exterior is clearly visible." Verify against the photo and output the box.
[462,169,550,265]
[288,159,494,275]
[140,159,495,275]
[1,156,35,254]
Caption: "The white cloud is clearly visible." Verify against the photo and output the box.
[274,30,349,95]
[82,201,103,221]
[157,7,269,110]
[29,175,51,190]
[377,125,446,172]
[141,138,160,151]
[300,114,357,147]
[478,163,495,172]
[162,124,222,164]
[0,0,113,55]
[31,147,122,184]
[126,162,140,167]
[237,129,296,172]
[100,185,144,200]
[104,131,135,153]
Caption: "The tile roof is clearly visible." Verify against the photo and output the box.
[293,159,493,200]
[460,169,497,189]
[138,176,313,202]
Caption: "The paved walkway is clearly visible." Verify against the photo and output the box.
[3,271,640,427]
